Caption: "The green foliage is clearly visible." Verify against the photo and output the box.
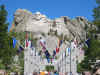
[93,0,100,32]
[79,1,100,71]
[0,5,17,70]
[45,65,54,71]
[77,63,83,73]
[78,7,100,71]
[78,38,100,72]
[86,39,100,59]
[0,61,5,69]
[19,52,24,73]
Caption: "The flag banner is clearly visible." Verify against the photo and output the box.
[40,38,46,46]
[53,50,56,57]
[65,50,66,57]
[13,37,17,48]
[67,48,71,55]
[31,41,34,48]
[59,40,63,47]
[45,50,50,58]
[47,58,50,63]
[25,40,29,47]
[19,46,24,51]
[68,48,71,53]
[74,38,78,45]
[40,41,46,48]
[85,38,90,47]
[28,40,31,48]
[17,46,24,54]
[40,41,47,52]
[25,32,29,48]
[56,46,59,53]
[42,46,46,51]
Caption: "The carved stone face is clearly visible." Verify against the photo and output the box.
[14,9,25,25]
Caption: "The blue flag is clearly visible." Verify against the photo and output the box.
[31,42,34,48]
[67,48,71,54]
[17,46,24,54]
[60,40,63,46]
[45,50,50,58]
[47,58,50,63]
[65,50,66,57]
[19,46,24,51]
[53,50,56,56]
[13,37,17,48]
[85,38,90,47]
[68,47,71,51]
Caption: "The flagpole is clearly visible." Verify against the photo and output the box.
[65,50,66,74]
[70,41,72,75]
[24,18,26,75]
[62,53,63,74]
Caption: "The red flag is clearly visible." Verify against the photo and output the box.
[40,41,46,52]
[74,38,78,45]
[40,41,44,47]
[26,40,28,47]
[56,46,59,53]
[25,32,28,47]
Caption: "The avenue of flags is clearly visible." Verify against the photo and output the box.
[12,36,65,63]
[39,37,64,63]
[12,32,86,63]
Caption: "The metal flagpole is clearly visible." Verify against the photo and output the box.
[69,42,72,75]
[62,53,63,74]
[24,18,29,75]
[24,17,27,75]
[65,50,66,74]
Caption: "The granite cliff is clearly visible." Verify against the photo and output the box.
[10,9,97,54]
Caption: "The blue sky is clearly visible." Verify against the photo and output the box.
[0,0,96,31]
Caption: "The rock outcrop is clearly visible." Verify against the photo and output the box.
[10,9,93,43]
[10,9,98,56]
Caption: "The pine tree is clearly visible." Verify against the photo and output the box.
[0,5,16,69]
[77,0,100,73]
[93,0,100,32]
